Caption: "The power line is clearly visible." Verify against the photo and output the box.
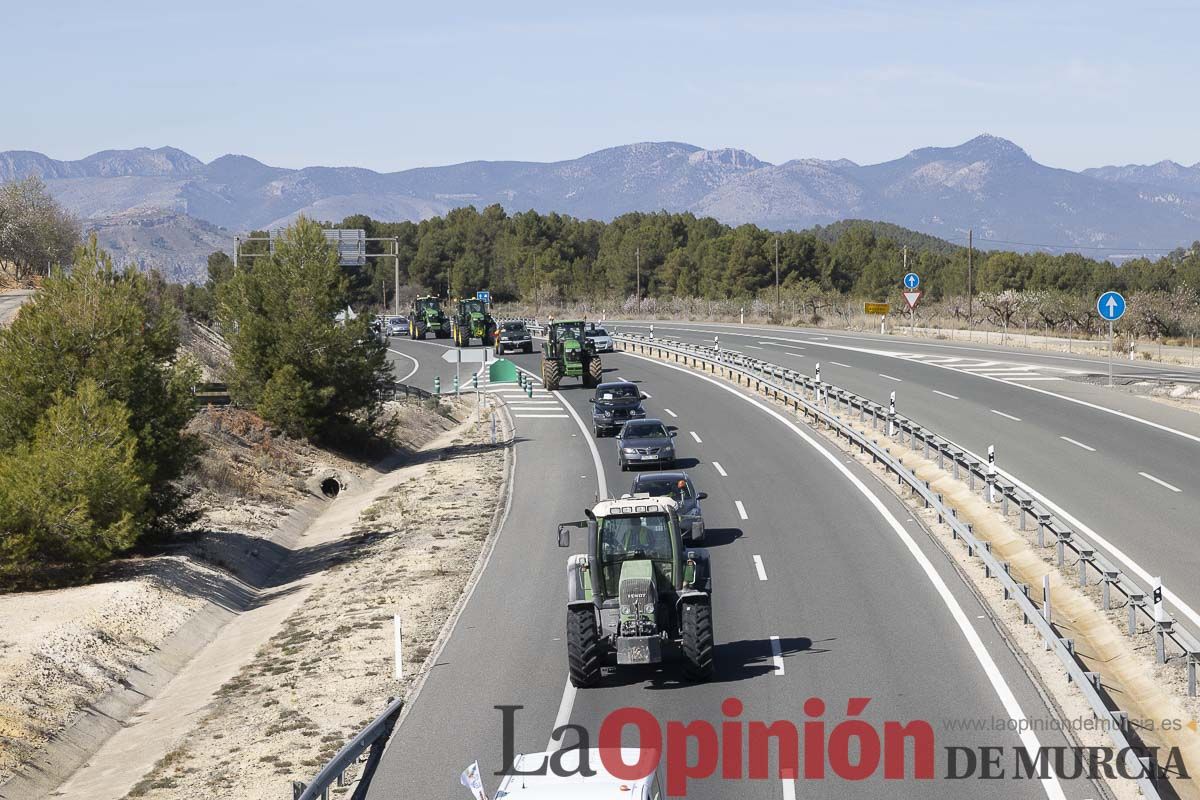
[949,234,1190,254]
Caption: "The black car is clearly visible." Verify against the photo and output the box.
[629,471,708,542]
[495,320,534,354]
[589,381,646,437]
[616,419,676,471]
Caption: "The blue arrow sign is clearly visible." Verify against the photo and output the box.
[1096,291,1126,321]
[903,272,920,289]
[476,290,491,304]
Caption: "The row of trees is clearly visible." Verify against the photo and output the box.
[0,177,80,280]
[186,207,1200,312]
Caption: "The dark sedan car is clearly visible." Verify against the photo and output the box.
[616,419,676,471]
[629,471,708,542]
[589,381,647,436]
[495,320,534,354]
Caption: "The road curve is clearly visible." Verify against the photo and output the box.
[365,337,1103,798]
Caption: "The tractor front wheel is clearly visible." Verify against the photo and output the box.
[543,359,562,390]
[681,600,714,681]
[567,606,602,688]
[585,356,603,387]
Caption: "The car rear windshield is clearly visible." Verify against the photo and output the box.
[590,328,609,336]
[597,384,639,400]
[623,422,668,438]
[503,322,526,332]
[636,478,692,498]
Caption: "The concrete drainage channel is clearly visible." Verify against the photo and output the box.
[616,332,1199,799]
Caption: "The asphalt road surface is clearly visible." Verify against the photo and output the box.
[0,289,33,326]
[365,335,1107,799]
[614,320,1200,637]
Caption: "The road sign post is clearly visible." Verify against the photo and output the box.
[901,288,923,337]
[1097,291,1127,388]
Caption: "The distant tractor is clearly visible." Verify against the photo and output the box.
[541,319,602,390]
[451,296,496,347]
[558,495,714,687]
[408,296,449,339]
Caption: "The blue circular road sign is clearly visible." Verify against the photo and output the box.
[903,272,920,289]
[1097,291,1126,321]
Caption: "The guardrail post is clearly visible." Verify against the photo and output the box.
[937,494,944,525]
[1189,653,1197,696]
[1055,529,1073,566]
[923,481,930,508]
[1037,514,1051,547]
[1001,486,1013,516]
[1102,569,1119,609]
[985,475,998,505]
[969,466,975,490]
[293,782,307,799]
[1156,619,1174,664]
[434,376,441,395]
[952,452,960,480]
[1078,546,1094,587]
[1128,592,1145,636]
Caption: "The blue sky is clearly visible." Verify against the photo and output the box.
[3,1,1196,171]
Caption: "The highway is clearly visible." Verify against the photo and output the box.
[366,335,1106,798]
[614,320,1200,634]
[0,290,33,326]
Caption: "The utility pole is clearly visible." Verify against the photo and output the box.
[393,237,400,315]
[635,246,641,301]
[775,236,781,314]
[967,228,974,324]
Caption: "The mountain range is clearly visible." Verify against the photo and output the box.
[3,135,1199,283]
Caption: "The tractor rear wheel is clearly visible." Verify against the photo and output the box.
[543,359,562,390]
[585,356,603,387]
[567,606,602,688]
[681,600,714,681]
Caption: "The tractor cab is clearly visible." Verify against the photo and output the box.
[452,295,496,346]
[559,496,713,686]
[409,295,449,339]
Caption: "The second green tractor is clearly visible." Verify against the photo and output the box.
[541,319,602,390]
[451,297,496,347]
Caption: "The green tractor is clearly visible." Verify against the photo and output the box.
[451,297,496,347]
[408,296,450,339]
[557,495,714,687]
[541,319,602,390]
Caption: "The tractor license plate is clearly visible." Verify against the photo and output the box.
[617,635,662,665]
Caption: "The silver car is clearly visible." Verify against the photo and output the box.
[586,326,615,352]
[617,419,677,471]
[386,316,408,336]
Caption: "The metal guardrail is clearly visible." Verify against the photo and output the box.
[616,331,1198,798]
[292,697,403,800]
[381,380,434,401]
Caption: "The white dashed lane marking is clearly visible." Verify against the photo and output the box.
[1139,472,1182,493]
[712,461,728,477]
[735,500,748,520]
[663,408,678,417]
[1059,436,1096,452]
[690,431,702,443]
[753,555,768,581]
[990,409,1022,422]
[770,636,784,675]
[933,390,959,400]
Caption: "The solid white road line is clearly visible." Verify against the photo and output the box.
[664,408,678,417]
[990,409,1022,422]
[533,362,607,754]
[879,373,903,382]
[690,431,703,443]
[770,635,784,675]
[618,350,1067,800]
[1059,436,1096,452]
[735,500,748,520]
[753,555,768,581]
[386,348,420,382]
[932,390,959,400]
[712,461,728,477]
[1139,472,1182,493]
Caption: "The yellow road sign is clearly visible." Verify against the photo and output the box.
[864,302,890,315]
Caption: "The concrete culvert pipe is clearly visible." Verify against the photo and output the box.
[320,477,342,499]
